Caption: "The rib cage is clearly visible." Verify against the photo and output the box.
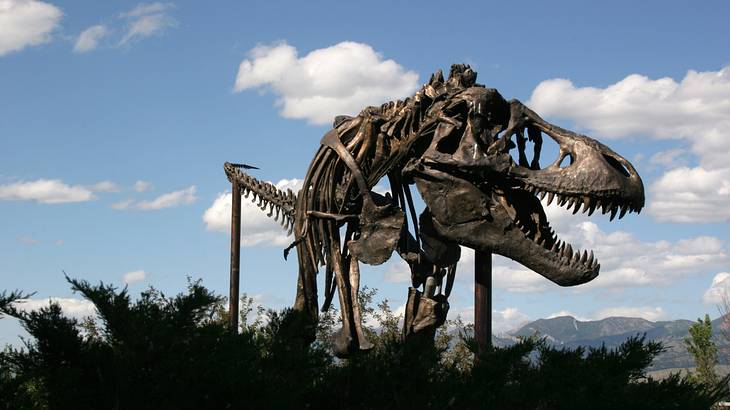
[224,162,297,234]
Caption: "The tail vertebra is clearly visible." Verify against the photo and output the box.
[224,162,297,234]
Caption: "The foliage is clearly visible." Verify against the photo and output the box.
[685,314,719,386]
[1,278,728,410]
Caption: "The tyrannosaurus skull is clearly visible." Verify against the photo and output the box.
[408,83,644,286]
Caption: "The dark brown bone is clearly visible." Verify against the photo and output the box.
[226,64,645,354]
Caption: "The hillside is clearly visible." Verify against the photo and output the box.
[509,315,729,370]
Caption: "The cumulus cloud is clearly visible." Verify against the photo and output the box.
[452,247,552,293]
[447,306,530,334]
[574,223,727,290]
[649,148,688,169]
[0,179,95,203]
[528,66,730,223]
[592,306,665,321]
[73,24,108,53]
[112,186,196,210]
[649,166,730,223]
[203,178,301,246]
[0,0,62,56]
[90,180,119,193]
[703,272,730,305]
[122,269,148,284]
[548,307,664,322]
[547,310,590,321]
[13,297,96,318]
[233,41,419,125]
[134,180,152,192]
[118,2,175,46]
[136,186,195,210]
[384,260,410,284]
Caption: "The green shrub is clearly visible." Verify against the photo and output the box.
[1,279,727,410]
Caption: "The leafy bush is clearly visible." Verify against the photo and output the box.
[1,279,728,410]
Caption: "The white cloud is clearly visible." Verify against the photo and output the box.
[17,235,39,245]
[136,186,196,210]
[649,148,687,169]
[119,2,172,18]
[0,0,62,56]
[577,223,728,290]
[73,24,108,53]
[384,260,410,284]
[122,269,147,285]
[111,198,133,210]
[13,297,96,318]
[547,310,590,321]
[90,180,119,193]
[649,166,730,223]
[493,307,531,334]
[113,186,196,210]
[548,307,665,322]
[233,41,419,125]
[0,179,95,203]
[703,272,730,305]
[134,180,152,192]
[528,66,730,223]
[118,2,175,46]
[203,178,301,246]
[448,306,530,334]
[592,306,666,322]
[455,247,553,293]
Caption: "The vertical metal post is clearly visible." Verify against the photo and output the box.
[474,250,492,355]
[229,180,242,332]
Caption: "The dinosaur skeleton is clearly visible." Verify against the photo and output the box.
[224,64,645,357]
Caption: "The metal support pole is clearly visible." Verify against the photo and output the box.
[229,180,242,332]
[474,250,492,355]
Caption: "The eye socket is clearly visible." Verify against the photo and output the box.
[559,153,573,169]
[603,154,630,177]
[435,131,462,154]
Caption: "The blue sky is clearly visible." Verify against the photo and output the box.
[2,0,730,344]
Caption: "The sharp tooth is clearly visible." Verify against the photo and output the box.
[619,205,628,219]
[551,242,559,252]
[602,202,610,214]
[610,207,618,221]
[588,203,597,216]
[595,263,601,271]
[558,195,567,206]
[582,196,591,213]
[539,191,546,200]
[580,250,588,264]
[566,244,573,258]
[574,251,581,263]
[588,250,594,266]
[572,200,581,214]
[547,192,555,206]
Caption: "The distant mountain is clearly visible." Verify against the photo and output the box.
[507,315,730,371]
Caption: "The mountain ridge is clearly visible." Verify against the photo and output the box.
[502,315,728,370]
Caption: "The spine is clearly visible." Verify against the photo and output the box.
[224,162,297,234]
